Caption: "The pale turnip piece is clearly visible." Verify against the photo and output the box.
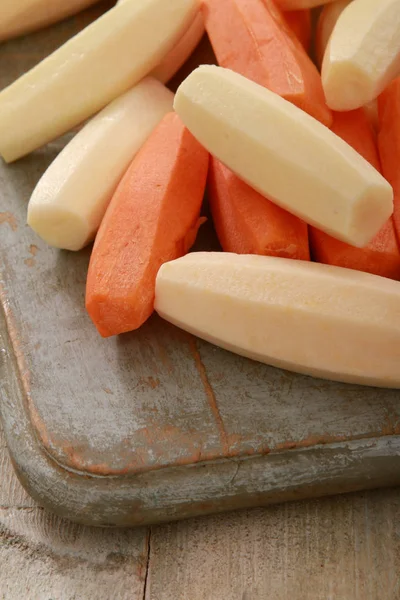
[322,0,400,110]
[27,78,173,251]
[174,65,393,248]
[155,252,400,388]
[315,0,352,68]
[0,0,198,162]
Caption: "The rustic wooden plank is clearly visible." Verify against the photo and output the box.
[146,489,400,600]
[0,425,149,600]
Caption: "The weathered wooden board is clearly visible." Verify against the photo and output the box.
[2,420,400,600]
[1,4,400,528]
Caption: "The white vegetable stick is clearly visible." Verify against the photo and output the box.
[27,77,174,252]
[117,0,205,84]
[155,252,400,388]
[0,0,198,162]
[315,0,351,68]
[322,0,400,111]
[151,13,205,84]
[0,0,100,42]
[174,65,393,248]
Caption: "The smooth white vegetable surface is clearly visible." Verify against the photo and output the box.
[27,78,173,251]
[0,0,198,162]
[174,65,393,248]
[322,0,400,110]
[155,252,400,388]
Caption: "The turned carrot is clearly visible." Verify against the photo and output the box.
[86,112,209,337]
[284,9,311,52]
[202,0,331,126]
[378,78,400,249]
[209,158,310,260]
[310,109,400,280]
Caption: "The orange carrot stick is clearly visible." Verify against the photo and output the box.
[310,109,400,280]
[209,158,310,260]
[378,78,400,249]
[284,9,311,52]
[202,0,331,126]
[86,112,209,337]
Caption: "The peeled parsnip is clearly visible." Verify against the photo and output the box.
[0,0,100,42]
[117,0,205,84]
[174,65,393,247]
[27,78,173,252]
[315,0,351,68]
[0,0,198,162]
[155,252,400,388]
[322,0,400,111]
[151,12,205,84]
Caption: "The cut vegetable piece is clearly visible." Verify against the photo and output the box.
[86,113,209,337]
[151,12,205,83]
[117,0,205,83]
[27,78,173,252]
[315,0,351,68]
[310,109,400,280]
[378,78,400,247]
[284,9,312,51]
[155,252,400,388]
[209,158,310,260]
[202,0,331,126]
[322,0,400,111]
[274,0,336,9]
[0,0,198,163]
[174,65,393,247]
[0,0,100,42]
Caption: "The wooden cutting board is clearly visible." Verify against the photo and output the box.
[1,3,400,528]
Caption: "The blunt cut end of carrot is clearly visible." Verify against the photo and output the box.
[202,0,332,126]
[85,112,209,337]
[311,108,400,280]
[209,158,310,261]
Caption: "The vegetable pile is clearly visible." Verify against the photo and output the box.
[1,0,400,388]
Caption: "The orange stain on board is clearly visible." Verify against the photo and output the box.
[0,211,17,231]
[24,245,39,267]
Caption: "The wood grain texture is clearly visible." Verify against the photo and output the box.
[147,491,400,600]
[0,423,149,600]
[2,416,400,600]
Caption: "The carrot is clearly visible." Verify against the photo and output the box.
[284,9,311,52]
[202,0,332,126]
[209,158,310,260]
[86,112,209,337]
[378,78,400,249]
[310,109,400,280]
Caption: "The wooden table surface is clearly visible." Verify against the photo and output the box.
[2,417,400,600]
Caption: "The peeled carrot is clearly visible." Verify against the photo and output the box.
[86,112,209,337]
[202,0,331,126]
[209,158,310,260]
[310,109,400,280]
[378,79,400,251]
[284,9,311,52]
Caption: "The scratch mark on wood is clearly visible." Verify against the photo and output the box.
[0,212,17,231]
[188,336,229,454]
[143,528,152,600]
